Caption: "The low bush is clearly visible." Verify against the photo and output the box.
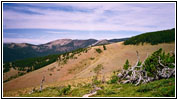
[58,85,71,96]
[95,48,102,54]
[143,48,175,77]
[152,85,175,97]
[123,59,131,70]
[103,45,106,50]
[109,75,119,84]
[90,57,95,60]
[108,71,119,84]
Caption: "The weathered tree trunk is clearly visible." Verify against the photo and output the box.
[29,87,36,94]
[117,51,175,86]
[40,76,45,91]
[102,75,105,83]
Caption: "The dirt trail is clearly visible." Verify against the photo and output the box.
[83,91,97,97]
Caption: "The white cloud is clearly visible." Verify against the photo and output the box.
[3,3,175,32]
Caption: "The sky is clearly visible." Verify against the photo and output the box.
[3,3,175,45]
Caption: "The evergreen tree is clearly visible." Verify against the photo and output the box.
[123,59,130,70]
[103,45,107,50]
[124,28,175,45]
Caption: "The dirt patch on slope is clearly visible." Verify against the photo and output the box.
[3,42,175,93]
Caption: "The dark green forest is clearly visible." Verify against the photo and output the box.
[3,54,59,73]
[124,28,175,45]
[3,48,89,74]
[3,39,97,63]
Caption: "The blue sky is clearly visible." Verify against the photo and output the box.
[3,3,175,44]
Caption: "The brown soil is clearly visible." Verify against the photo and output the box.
[3,42,175,93]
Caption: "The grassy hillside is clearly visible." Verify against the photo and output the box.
[19,77,175,97]
[3,28,176,97]
[3,42,175,93]
[5,47,175,97]
[17,48,175,97]
[3,48,89,82]
[124,28,175,45]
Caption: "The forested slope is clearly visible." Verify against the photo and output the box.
[124,28,175,45]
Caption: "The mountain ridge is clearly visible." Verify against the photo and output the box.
[3,38,128,62]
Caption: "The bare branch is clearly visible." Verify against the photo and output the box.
[158,56,168,68]
[117,51,175,86]
[134,51,140,67]
[40,76,45,91]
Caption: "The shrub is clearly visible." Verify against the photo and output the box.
[92,76,101,85]
[97,90,105,95]
[73,57,77,59]
[92,64,104,85]
[58,85,71,96]
[95,48,102,53]
[109,75,119,84]
[18,72,25,76]
[3,63,10,73]
[143,48,175,77]
[103,45,107,50]
[108,71,119,84]
[93,64,103,74]
[90,57,95,60]
[152,85,175,97]
[137,85,154,92]
[105,89,117,95]
[137,77,175,97]
[123,59,131,70]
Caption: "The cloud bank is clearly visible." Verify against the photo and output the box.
[3,2,175,44]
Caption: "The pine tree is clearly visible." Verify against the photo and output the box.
[103,45,106,50]
[123,59,130,70]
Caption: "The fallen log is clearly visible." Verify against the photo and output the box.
[82,91,97,97]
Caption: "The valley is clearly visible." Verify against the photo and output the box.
[3,28,176,97]
[2,2,176,98]
[3,42,175,96]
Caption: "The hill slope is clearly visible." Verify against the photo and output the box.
[19,77,175,97]
[3,42,175,92]
[124,28,175,45]
[3,39,97,62]
[3,38,127,63]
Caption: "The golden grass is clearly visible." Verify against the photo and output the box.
[3,42,175,97]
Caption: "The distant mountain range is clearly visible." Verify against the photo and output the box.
[3,38,128,62]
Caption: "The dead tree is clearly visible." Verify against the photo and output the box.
[40,76,45,91]
[102,75,106,83]
[29,87,36,94]
[117,51,175,86]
